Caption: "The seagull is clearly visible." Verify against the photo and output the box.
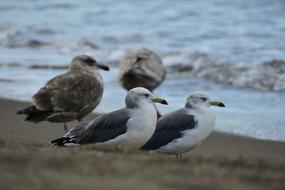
[118,48,166,117]
[17,54,109,132]
[118,48,166,91]
[141,92,225,158]
[50,87,168,147]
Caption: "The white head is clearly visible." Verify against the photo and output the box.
[125,87,168,108]
[185,92,225,109]
[70,54,110,71]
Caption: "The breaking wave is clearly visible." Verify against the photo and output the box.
[0,29,54,48]
[0,44,285,91]
[168,52,285,91]
[0,29,99,51]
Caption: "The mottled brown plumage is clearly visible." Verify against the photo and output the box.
[17,54,109,128]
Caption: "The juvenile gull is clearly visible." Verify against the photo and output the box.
[50,87,168,147]
[141,93,225,158]
[118,48,166,116]
[17,54,109,132]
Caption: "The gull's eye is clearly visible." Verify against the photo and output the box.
[85,58,96,66]
[143,93,150,98]
[201,97,207,101]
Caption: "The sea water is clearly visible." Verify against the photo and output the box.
[0,0,285,142]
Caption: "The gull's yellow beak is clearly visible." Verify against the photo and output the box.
[152,97,168,105]
[209,101,225,107]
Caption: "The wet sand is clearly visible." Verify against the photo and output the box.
[0,98,284,190]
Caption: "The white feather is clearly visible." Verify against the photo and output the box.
[99,103,157,148]
[158,105,215,154]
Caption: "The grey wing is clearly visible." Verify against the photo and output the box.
[49,121,89,147]
[141,109,197,150]
[77,109,131,144]
[65,121,89,137]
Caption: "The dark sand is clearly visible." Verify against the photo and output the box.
[0,98,284,190]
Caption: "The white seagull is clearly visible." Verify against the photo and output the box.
[50,87,168,148]
[141,92,225,158]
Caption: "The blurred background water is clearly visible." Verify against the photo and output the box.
[0,0,285,141]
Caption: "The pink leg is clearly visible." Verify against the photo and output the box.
[64,123,68,133]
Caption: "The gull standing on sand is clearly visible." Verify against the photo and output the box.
[17,54,109,132]
[50,87,168,147]
[118,48,166,117]
[141,93,225,158]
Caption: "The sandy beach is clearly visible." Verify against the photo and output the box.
[0,98,284,190]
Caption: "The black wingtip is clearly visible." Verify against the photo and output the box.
[49,137,67,147]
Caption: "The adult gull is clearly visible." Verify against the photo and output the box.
[17,54,109,132]
[141,92,225,158]
[50,87,168,147]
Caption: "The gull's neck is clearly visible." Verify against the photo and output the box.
[186,104,211,114]
[130,101,153,109]
[71,67,101,77]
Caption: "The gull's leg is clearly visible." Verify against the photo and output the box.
[64,123,68,133]
[176,154,179,159]
[176,153,183,159]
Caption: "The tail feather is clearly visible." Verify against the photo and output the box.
[49,122,87,147]
[17,105,51,123]
[49,136,78,147]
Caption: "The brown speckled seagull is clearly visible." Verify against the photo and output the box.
[17,54,109,132]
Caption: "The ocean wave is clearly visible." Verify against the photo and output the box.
[54,39,100,53]
[0,78,15,83]
[0,61,116,70]
[34,3,77,10]
[102,34,144,44]
[0,30,51,48]
[1,46,285,91]
[169,52,285,91]
[0,28,102,51]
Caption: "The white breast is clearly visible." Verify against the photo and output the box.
[159,107,215,154]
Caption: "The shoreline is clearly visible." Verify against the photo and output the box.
[1,98,285,162]
[3,97,284,142]
[0,98,284,190]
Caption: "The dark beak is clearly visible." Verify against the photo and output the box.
[97,63,110,71]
